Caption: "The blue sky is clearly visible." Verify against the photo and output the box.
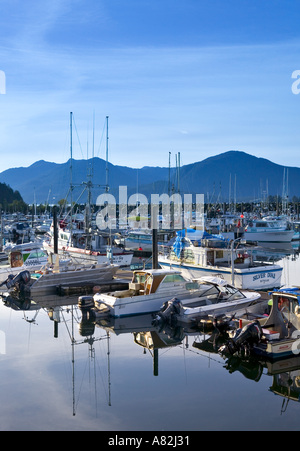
[0,0,300,172]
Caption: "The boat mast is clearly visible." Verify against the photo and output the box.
[70,112,73,205]
[105,115,109,192]
[70,112,74,245]
[168,151,171,197]
[177,151,180,194]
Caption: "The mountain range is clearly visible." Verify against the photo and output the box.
[0,150,298,205]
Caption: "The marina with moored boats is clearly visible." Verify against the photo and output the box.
[2,155,300,432]
[1,197,300,432]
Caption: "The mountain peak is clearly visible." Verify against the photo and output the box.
[0,151,298,203]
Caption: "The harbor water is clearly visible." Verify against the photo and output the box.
[1,245,300,431]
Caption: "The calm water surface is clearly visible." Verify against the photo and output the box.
[1,245,300,431]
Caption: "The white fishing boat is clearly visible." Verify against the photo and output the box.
[3,240,44,254]
[152,277,262,327]
[244,219,294,243]
[158,229,283,290]
[43,225,133,266]
[3,220,35,243]
[0,246,49,286]
[78,269,261,319]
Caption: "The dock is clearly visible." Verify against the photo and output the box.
[55,267,133,296]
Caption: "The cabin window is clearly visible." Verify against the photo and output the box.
[256,222,266,228]
[161,274,186,283]
[28,251,46,259]
[10,252,23,267]
[145,275,154,294]
[132,273,147,284]
[278,296,290,312]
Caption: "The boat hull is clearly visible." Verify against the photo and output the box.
[174,295,262,324]
[94,288,204,318]
[158,258,283,290]
[244,230,294,243]
[43,242,133,266]
[252,338,300,360]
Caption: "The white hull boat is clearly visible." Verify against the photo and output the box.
[78,270,261,319]
[159,257,282,291]
[43,222,133,267]
[244,220,294,243]
[153,285,262,326]
[158,230,283,290]
[43,241,133,266]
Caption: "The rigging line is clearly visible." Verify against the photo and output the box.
[96,117,107,159]
[182,337,188,384]
[60,310,73,342]
[72,114,85,160]
[178,344,224,365]
[58,188,72,218]
[94,336,111,406]
[75,351,91,412]
[93,347,99,417]
[73,185,90,205]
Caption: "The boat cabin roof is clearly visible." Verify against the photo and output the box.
[132,268,182,278]
[272,287,300,304]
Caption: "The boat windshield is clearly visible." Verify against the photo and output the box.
[198,282,245,301]
[219,285,245,301]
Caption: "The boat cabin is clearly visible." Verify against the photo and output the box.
[9,249,48,268]
[168,239,252,268]
[263,288,300,339]
[128,269,194,296]
[245,219,287,232]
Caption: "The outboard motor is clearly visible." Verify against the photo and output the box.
[212,314,236,336]
[78,295,95,310]
[219,320,263,356]
[78,295,95,320]
[152,298,183,328]
[5,270,31,290]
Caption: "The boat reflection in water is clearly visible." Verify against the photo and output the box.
[2,290,300,416]
[194,331,300,411]
[0,291,112,414]
[81,304,300,410]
